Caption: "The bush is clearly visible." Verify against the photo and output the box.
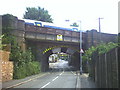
[26,61,40,76]
[10,43,41,79]
[13,64,27,79]
[82,42,118,62]
[13,61,40,79]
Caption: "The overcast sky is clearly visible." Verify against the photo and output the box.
[0,0,119,34]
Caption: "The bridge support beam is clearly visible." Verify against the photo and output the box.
[41,54,49,72]
[70,52,80,70]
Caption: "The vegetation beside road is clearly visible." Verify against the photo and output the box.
[82,42,118,73]
[82,42,118,62]
[10,44,41,79]
[2,14,41,79]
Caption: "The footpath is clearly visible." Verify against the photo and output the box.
[76,73,97,88]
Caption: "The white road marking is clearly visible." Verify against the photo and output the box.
[59,73,62,75]
[52,71,64,81]
[59,71,64,76]
[41,82,51,88]
[40,71,64,89]
[71,71,76,76]
[52,76,59,81]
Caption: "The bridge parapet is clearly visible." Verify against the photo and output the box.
[25,24,80,37]
[25,24,81,43]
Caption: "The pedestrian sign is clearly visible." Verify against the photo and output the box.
[57,34,63,41]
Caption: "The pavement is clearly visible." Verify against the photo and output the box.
[2,71,97,89]
[80,73,97,88]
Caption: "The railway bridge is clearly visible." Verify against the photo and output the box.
[3,15,117,71]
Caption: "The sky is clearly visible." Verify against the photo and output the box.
[0,0,119,34]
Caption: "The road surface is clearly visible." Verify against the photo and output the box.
[11,71,78,89]
[2,59,96,89]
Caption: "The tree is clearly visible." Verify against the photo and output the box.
[24,7,53,23]
[70,22,79,27]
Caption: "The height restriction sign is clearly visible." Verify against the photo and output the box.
[57,34,63,41]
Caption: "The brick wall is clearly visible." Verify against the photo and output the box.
[86,30,117,49]
[0,50,13,82]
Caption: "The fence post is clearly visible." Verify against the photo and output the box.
[105,53,108,88]
[115,48,118,88]
[98,55,101,88]
[118,47,120,88]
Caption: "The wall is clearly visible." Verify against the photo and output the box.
[0,50,13,82]
[86,30,117,49]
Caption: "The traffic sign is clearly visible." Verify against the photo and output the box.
[80,49,84,53]
[57,34,63,41]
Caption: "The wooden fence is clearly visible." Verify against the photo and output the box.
[89,47,119,88]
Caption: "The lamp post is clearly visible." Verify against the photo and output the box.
[79,20,82,75]
[65,20,83,74]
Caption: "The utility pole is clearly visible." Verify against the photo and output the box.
[98,17,103,42]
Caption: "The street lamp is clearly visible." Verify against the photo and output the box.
[65,20,83,74]
[79,20,83,75]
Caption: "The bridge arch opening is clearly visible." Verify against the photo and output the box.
[48,52,71,71]
[42,46,80,72]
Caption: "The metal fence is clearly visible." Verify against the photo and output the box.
[89,47,119,88]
